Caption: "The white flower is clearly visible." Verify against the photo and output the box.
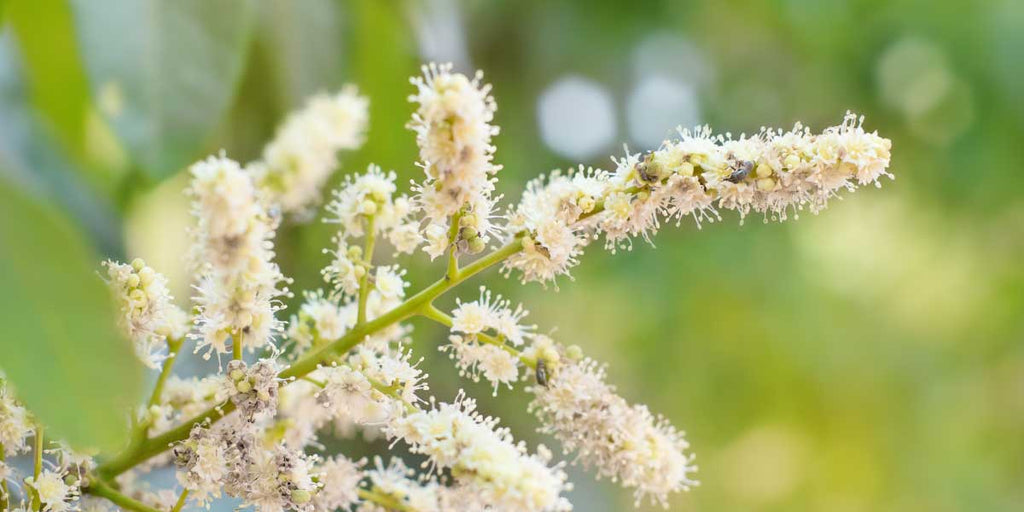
[313,456,364,512]
[253,86,369,217]
[173,425,229,505]
[287,290,356,349]
[422,221,450,260]
[325,165,401,241]
[442,335,520,394]
[317,365,375,423]
[27,469,79,512]
[373,265,408,301]
[388,221,424,255]
[0,383,31,456]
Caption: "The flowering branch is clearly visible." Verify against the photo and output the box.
[95,238,524,480]
[2,62,891,512]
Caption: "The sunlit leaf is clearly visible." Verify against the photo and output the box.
[69,0,256,179]
[0,177,142,452]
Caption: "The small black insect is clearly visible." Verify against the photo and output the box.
[726,160,754,183]
[535,359,549,387]
[635,152,659,183]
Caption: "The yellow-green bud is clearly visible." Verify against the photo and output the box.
[757,178,776,191]
[678,162,695,177]
[129,289,148,304]
[784,154,801,170]
[230,369,245,381]
[565,344,584,361]
[459,213,476,228]
[755,163,773,178]
[578,196,596,213]
[131,258,145,271]
[291,489,312,504]
[468,237,486,254]
[461,227,478,240]
[360,199,378,216]
[138,267,156,286]
[236,380,252,393]
[126,273,141,288]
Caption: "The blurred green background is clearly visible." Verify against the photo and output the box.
[1,0,1022,510]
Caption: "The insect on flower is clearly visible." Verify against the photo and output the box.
[535,358,550,388]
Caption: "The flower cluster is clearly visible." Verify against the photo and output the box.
[528,341,698,507]
[386,394,572,512]
[103,258,188,367]
[172,417,319,510]
[0,381,32,457]
[409,63,503,259]
[504,112,892,284]
[189,154,290,357]
[442,287,534,392]
[249,86,369,217]
[1,384,87,512]
[224,359,280,422]
[0,62,893,512]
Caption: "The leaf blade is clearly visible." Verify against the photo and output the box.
[0,177,143,452]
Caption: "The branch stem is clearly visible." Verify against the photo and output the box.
[86,480,164,512]
[0,443,8,510]
[357,215,377,326]
[96,237,523,479]
[31,424,43,510]
[358,487,411,511]
[170,488,189,512]
[148,337,184,408]
[419,304,533,368]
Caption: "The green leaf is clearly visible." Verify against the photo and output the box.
[69,0,257,180]
[0,177,143,452]
[259,0,346,106]
[6,0,92,161]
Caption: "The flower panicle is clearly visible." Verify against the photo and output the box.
[503,111,893,284]
[251,85,369,217]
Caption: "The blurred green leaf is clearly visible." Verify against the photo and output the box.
[260,0,346,105]
[0,176,142,452]
[69,0,256,179]
[6,0,91,160]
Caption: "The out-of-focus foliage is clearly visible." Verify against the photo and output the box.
[0,0,1021,510]
[0,175,142,453]
[70,0,257,180]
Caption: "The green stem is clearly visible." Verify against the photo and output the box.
[232,329,243,361]
[148,338,184,408]
[31,424,43,510]
[170,488,189,512]
[98,401,236,481]
[446,211,462,279]
[96,238,524,480]
[358,487,411,512]
[357,215,377,326]
[86,480,164,512]
[0,442,8,510]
